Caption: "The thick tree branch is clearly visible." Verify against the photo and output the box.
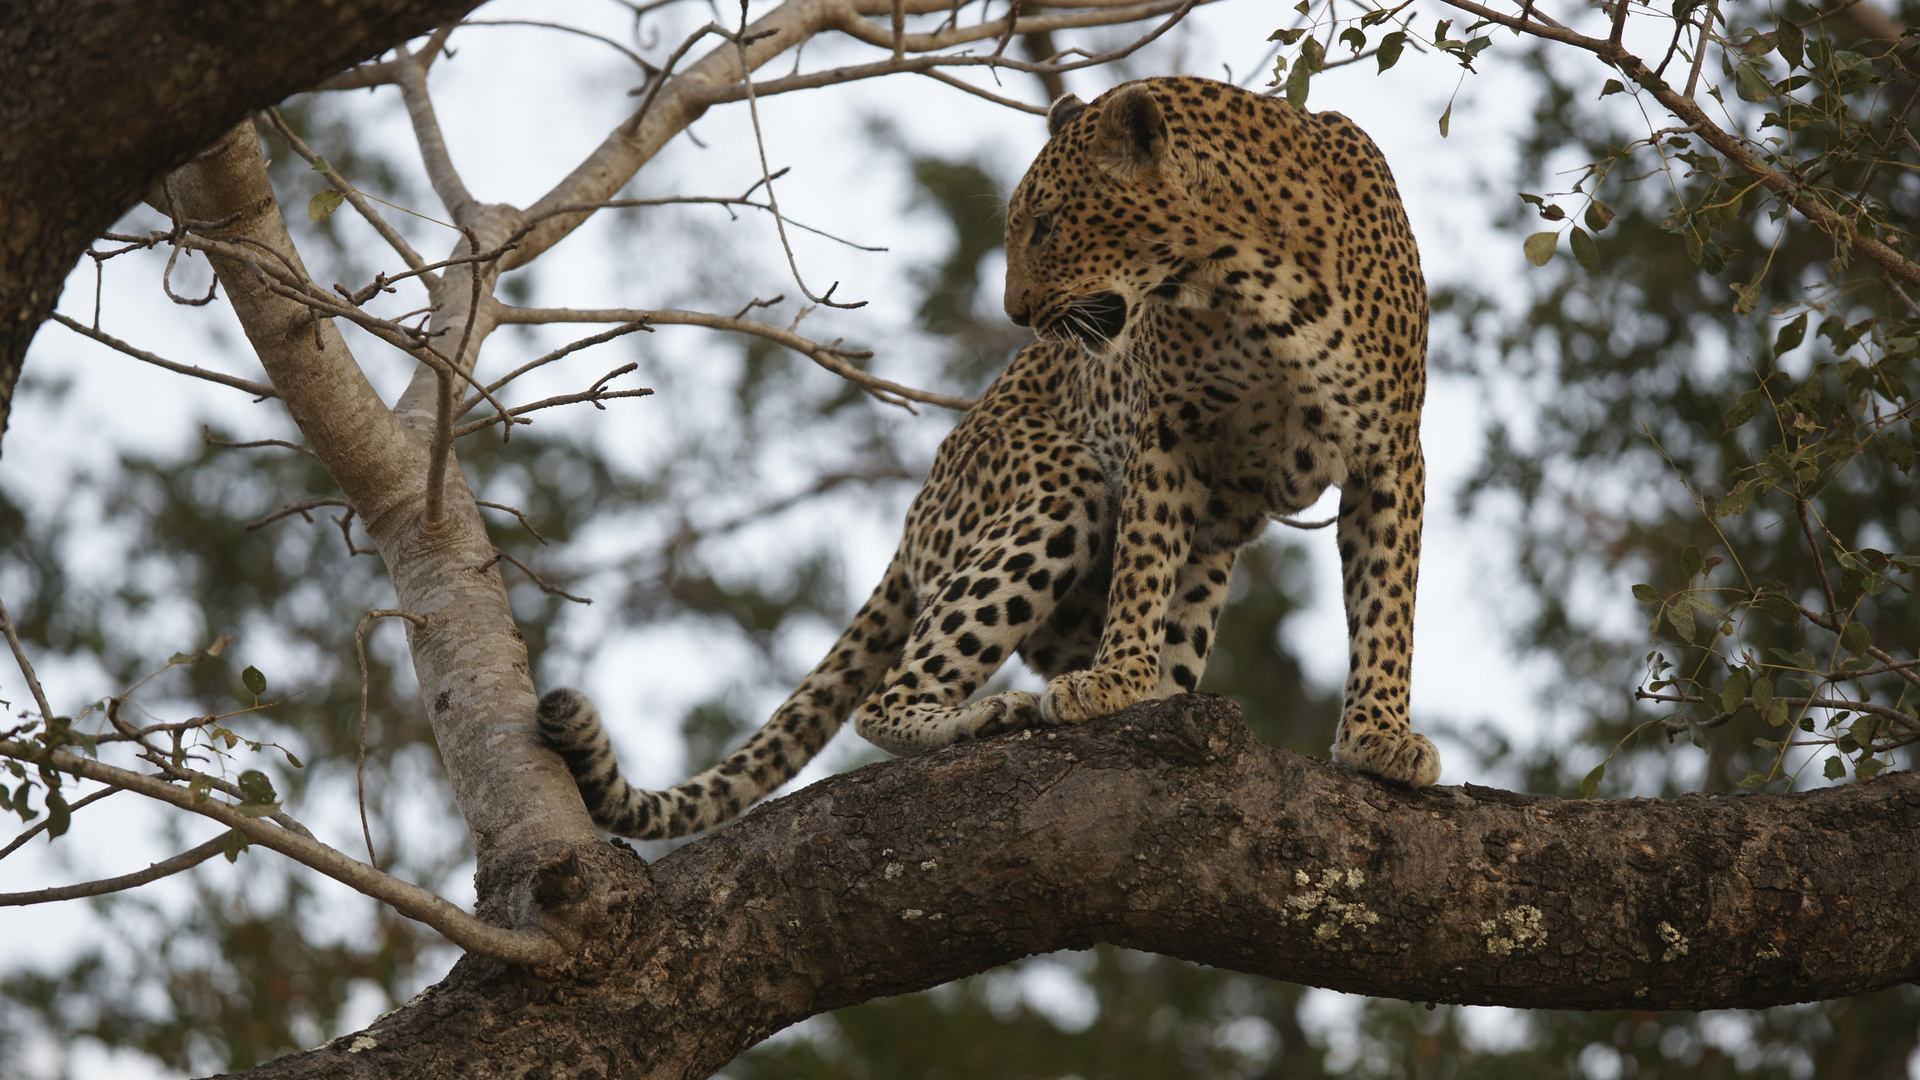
[0,0,487,453]
[230,695,1920,1080]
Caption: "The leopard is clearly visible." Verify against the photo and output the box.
[537,75,1440,841]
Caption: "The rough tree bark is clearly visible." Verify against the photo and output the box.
[212,693,1920,1080]
[0,0,484,452]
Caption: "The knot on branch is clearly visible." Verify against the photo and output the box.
[1083,692,1253,769]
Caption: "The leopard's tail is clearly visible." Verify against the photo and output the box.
[537,551,914,840]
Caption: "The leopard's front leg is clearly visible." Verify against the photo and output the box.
[1041,428,1202,723]
[1330,442,1440,786]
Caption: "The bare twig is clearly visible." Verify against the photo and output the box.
[261,108,433,277]
[0,788,118,861]
[476,320,653,401]
[733,3,864,310]
[1435,0,1920,289]
[334,510,377,557]
[1637,689,1920,734]
[489,549,593,604]
[51,314,278,399]
[460,19,662,74]
[203,428,319,459]
[354,610,428,870]
[1796,498,1842,621]
[518,194,886,251]
[0,835,229,906]
[494,304,974,410]
[919,68,1048,113]
[0,598,55,725]
[244,497,354,531]
[477,501,550,545]
[453,385,655,439]
[1683,0,1721,99]
[0,738,565,964]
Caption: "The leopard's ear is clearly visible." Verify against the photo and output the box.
[1091,83,1166,181]
[1046,94,1088,137]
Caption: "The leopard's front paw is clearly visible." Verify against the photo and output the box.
[970,690,1043,738]
[1039,669,1143,725]
[1333,728,1441,788]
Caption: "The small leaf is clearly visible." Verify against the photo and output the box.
[1339,27,1367,52]
[1823,755,1846,780]
[1734,62,1775,102]
[1775,311,1809,355]
[307,189,345,222]
[1839,621,1871,655]
[1286,58,1313,108]
[1776,18,1804,69]
[1681,545,1703,578]
[237,769,278,806]
[284,749,304,769]
[1523,231,1557,266]
[1751,675,1774,715]
[44,789,70,839]
[1765,699,1789,727]
[1376,31,1407,72]
[1438,100,1453,138]
[1857,756,1885,779]
[309,154,331,173]
[1579,762,1606,799]
[1721,668,1751,715]
[1570,226,1600,272]
[1686,717,1708,749]
[1668,602,1697,643]
[1584,200,1615,231]
[242,665,267,696]
[1600,78,1627,96]
[224,828,249,863]
[1632,583,1660,603]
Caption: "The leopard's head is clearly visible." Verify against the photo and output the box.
[1003,79,1219,356]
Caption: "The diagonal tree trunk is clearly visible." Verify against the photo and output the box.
[0,0,484,454]
[217,694,1920,1080]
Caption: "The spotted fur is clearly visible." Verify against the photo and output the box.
[539,76,1438,840]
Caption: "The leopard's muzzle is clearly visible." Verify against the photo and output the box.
[1038,292,1130,349]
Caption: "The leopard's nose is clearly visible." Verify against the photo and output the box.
[1007,306,1031,327]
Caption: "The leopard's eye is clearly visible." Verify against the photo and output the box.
[1030,211,1054,245]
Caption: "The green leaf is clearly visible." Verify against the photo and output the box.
[307,189,345,222]
[1686,717,1708,749]
[1840,621,1871,655]
[1523,231,1556,266]
[242,665,267,696]
[1751,674,1774,715]
[1267,27,1306,43]
[1734,62,1775,102]
[1574,223,1605,270]
[309,154,331,173]
[1823,755,1846,780]
[1766,699,1789,727]
[1681,545,1703,578]
[1774,312,1808,353]
[44,789,69,839]
[1579,762,1605,799]
[1632,583,1659,603]
[224,828,249,863]
[1857,756,1885,779]
[1376,31,1407,72]
[1584,200,1615,231]
[1438,100,1453,138]
[1668,601,1697,643]
[1339,27,1367,52]
[284,749,304,769]
[1286,57,1313,108]
[237,769,278,806]
[1776,17,1804,68]
[1600,78,1627,97]
[1724,388,1765,432]
[1720,668,1750,715]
